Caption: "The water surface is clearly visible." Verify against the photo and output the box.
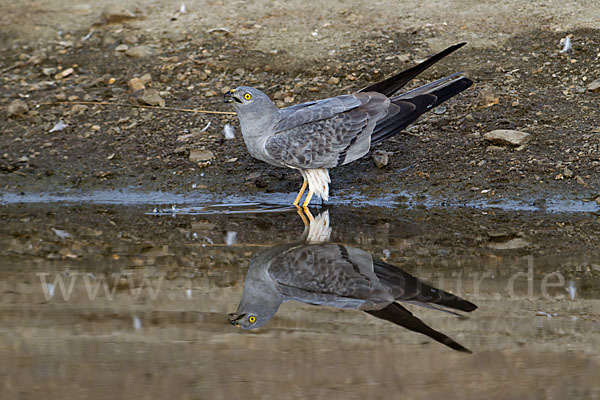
[1,199,599,399]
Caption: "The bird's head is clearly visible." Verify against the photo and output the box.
[223,86,280,135]
[224,86,272,110]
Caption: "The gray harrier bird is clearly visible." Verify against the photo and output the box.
[228,211,477,352]
[225,43,473,206]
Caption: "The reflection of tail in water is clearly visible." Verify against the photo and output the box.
[367,258,476,353]
[367,302,472,353]
[373,260,478,314]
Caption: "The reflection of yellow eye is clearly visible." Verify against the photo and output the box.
[248,316,256,324]
[244,93,252,100]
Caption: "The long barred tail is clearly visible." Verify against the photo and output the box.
[359,42,472,146]
[370,75,473,145]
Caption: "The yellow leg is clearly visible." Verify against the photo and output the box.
[302,189,314,208]
[292,179,308,206]
[295,205,309,227]
[302,205,314,222]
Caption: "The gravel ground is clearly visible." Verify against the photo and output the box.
[1,0,599,207]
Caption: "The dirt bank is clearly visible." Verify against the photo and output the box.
[1,1,599,207]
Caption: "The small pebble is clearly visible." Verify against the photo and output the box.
[7,99,29,117]
[587,78,600,92]
[372,150,391,168]
[189,149,214,162]
[54,68,73,79]
[483,129,531,146]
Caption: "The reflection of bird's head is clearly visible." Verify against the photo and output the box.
[227,294,281,330]
[228,311,267,330]
[228,248,285,330]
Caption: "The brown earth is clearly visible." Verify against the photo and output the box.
[1,0,599,206]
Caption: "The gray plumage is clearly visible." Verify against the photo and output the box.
[229,212,477,352]
[225,43,473,205]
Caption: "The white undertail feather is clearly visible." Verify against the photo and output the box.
[306,210,332,243]
[302,168,331,201]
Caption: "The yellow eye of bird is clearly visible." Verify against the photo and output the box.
[244,93,252,100]
[248,316,256,323]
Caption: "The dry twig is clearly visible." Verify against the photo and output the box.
[39,100,236,115]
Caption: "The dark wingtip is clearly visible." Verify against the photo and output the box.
[441,335,473,353]
[453,345,473,354]
[447,42,467,52]
[367,302,474,353]
[443,297,478,313]
[360,42,469,97]
[464,76,474,88]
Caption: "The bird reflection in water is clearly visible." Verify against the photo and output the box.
[228,210,477,353]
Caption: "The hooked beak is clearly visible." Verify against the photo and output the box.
[228,312,244,326]
[224,89,242,104]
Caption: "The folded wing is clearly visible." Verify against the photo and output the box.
[265,92,389,168]
[268,244,394,308]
